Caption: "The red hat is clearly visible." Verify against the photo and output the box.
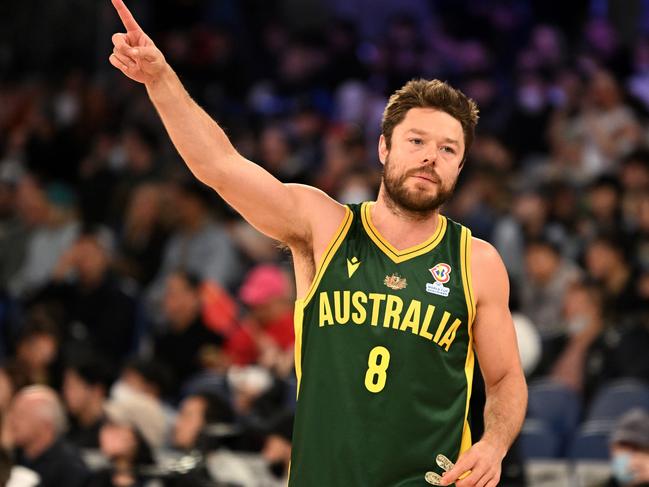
[239,265,290,306]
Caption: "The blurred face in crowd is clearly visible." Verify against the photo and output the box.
[126,184,162,229]
[585,241,624,280]
[74,236,110,285]
[7,389,61,450]
[16,331,58,372]
[100,422,137,460]
[611,444,649,485]
[525,244,560,284]
[162,273,201,329]
[379,108,464,215]
[63,369,99,416]
[173,395,206,449]
[589,185,619,220]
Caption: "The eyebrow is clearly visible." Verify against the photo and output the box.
[406,129,460,147]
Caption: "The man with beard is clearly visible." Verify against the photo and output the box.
[108,2,527,486]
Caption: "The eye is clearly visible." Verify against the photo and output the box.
[409,138,423,145]
[440,146,456,154]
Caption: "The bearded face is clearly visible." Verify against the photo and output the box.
[382,154,457,215]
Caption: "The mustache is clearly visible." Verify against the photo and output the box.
[404,168,441,183]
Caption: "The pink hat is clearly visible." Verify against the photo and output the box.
[239,265,290,306]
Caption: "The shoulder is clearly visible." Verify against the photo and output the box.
[470,236,510,302]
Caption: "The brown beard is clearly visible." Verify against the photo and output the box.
[382,155,456,217]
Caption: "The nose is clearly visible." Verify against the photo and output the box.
[422,148,437,165]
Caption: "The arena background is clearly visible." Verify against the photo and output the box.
[1,0,649,486]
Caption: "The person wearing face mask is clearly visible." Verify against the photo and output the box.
[608,409,649,487]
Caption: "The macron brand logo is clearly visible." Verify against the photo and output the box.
[347,257,361,278]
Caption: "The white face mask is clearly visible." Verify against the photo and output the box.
[611,452,635,484]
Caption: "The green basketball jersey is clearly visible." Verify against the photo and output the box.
[288,202,476,487]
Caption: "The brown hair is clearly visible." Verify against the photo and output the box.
[381,79,479,161]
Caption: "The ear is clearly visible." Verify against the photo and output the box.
[378,134,388,165]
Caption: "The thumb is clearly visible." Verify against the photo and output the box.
[129,45,160,63]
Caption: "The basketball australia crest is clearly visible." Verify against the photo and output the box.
[426,263,451,297]
[384,273,407,290]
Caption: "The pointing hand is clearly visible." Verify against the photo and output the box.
[109,0,166,84]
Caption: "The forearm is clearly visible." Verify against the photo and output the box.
[145,64,237,184]
[481,371,527,457]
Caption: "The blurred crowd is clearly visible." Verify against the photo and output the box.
[1,0,649,486]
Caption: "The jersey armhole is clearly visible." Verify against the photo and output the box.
[459,226,476,456]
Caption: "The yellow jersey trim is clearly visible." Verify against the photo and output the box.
[360,201,447,263]
[459,226,476,456]
[293,302,304,398]
[301,206,353,307]
[293,206,353,398]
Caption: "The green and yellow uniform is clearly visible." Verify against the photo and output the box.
[289,202,477,486]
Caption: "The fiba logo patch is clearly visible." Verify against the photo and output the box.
[426,263,451,297]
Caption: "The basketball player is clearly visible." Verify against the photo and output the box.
[109,1,527,485]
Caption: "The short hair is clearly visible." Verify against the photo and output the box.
[66,352,115,393]
[17,385,68,436]
[381,79,479,161]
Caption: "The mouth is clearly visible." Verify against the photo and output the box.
[411,174,439,184]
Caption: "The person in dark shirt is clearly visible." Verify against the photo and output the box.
[153,271,224,389]
[35,227,138,363]
[7,385,90,487]
[63,352,115,449]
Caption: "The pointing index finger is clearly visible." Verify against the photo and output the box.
[111,0,141,32]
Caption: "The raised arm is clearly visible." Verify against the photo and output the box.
[440,238,527,487]
[108,0,344,247]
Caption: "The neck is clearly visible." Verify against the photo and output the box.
[371,192,440,250]
[377,186,438,223]
[25,432,55,460]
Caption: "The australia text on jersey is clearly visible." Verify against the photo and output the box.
[317,290,463,352]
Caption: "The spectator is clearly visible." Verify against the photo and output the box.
[9,176,80,297]
[172,392,236,451]
[35,227,138,362]
[584,235,643,323]
[113,183,169,287]
[153,272,225,389]
[520,238,582,342]
[225,265,295,376]
[148,180,242,309]
[63,353,115,449]
[6,385,90,487]
[607,409,649,487]
[88,393,162,487]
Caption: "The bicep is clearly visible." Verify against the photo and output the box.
[471,239,523,387]
[201,154,343,245]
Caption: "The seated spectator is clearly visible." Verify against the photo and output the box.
[147,180,242,312]
[173,392,236,452]
[6,385,90,487]
[113,183,169,287]
[34,227,138,363]
[226,265,295,376]
[584,235,644,323]
[112,358,176,434]
[549,281,604,392]
[153,272,225,389]
[63,353,115,449]
[520,238,582,341]
[88,393,162,487]
[2,307,61,391]
[607,409,649,487]
[9,176,80,297]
